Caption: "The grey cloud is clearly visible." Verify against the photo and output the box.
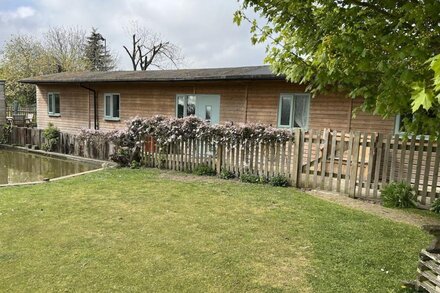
[0,0,267,70]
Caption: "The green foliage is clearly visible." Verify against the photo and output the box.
[259,176,270,184]
[109,148,131,167]
[85,28,116,71]
[0,27,114,106]
[130,160,141,169]
[269,175,289,187]
[235,1,440,136]
[42,123,60,152]
[411,82,434,112]
[430,198,440,214]
[0,124,11,144]
[193,164,216,176]
[381,182,417,208]
[0,35,54,105]
[220,169,235,180]
[240,173,261,184]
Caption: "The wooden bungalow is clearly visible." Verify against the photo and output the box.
[20,65,397,134]
[11,66,440,205]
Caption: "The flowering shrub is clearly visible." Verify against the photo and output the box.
[82,115,296,166]
[78,128,116,147]
[114,115,295,145]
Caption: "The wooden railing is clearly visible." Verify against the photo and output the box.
[6,106,37,126]
[6,126,440,207]
[7,126,113,161]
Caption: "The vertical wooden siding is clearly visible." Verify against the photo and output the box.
[36,81,395,134]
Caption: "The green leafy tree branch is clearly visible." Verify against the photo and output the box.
[235,0,440,136]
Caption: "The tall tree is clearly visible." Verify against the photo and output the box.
[123,23,183,71]
[85,28,116,71]
[44,26,89,72]
[0,35,53,105]
[0,26,104,105]
[235,1,440,136]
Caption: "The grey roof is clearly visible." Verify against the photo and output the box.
[20,65,284,84]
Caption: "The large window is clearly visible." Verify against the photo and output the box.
[277,94,310,129]
[176,95,196,118]
[48,92,60,116]
[104,93,120,120]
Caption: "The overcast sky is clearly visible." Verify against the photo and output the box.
[0,0,267,70]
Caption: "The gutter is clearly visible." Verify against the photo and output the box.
[80,84,98,130]
[20,76,285,84]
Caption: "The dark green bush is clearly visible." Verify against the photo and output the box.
[220,170,235,180]
[431,198,440,213]
[240,173,260,184]
[381,182,416,208]
[193,164,216,176]
[42,123,60,151]
[269,175,290,187]
[130,160,141,169]
[110,148,131,167]
[0,124,11,144]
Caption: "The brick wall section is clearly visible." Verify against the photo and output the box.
[36,80,396,134]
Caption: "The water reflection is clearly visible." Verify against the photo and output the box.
[0,149,99,184]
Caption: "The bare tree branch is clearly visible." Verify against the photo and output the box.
[123,22,184,71]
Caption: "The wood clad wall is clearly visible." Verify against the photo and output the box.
[37,85,91,133]
[36,80,395,134]
[350,98,395,134]
[246,81,304,125]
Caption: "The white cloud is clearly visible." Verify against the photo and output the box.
[0,6,35,23]
[0,0,267,70]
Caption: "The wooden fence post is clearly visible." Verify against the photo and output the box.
[349,132,361,197]
[291,129,301,187]
[216,143,223,175]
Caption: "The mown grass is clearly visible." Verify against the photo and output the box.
[0,168,431,292]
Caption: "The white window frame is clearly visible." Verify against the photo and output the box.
[176,94,195,118]
[47,92,60,116]
[104,93,120,121]
[394,114,402,135]
[277,93,310,129]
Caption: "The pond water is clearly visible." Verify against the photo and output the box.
[0,148,100,185]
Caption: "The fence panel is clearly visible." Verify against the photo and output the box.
[8,126,113,161]
[5,126,440,208]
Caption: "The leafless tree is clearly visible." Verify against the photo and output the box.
[123,23,183,71]
[44,26,88,72]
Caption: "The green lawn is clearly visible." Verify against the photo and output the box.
[0,168,431,292]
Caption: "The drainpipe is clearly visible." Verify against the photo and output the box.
[80,84,98,130]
